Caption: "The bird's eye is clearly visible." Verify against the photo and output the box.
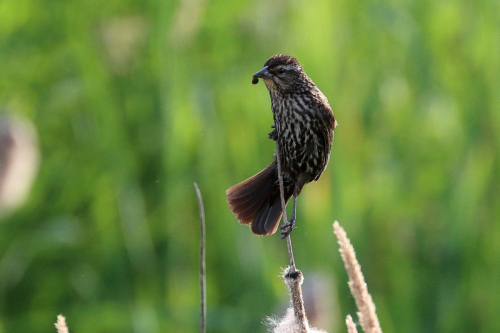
[278,68,286,74]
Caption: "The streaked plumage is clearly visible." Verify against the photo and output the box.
[227,54,337,236]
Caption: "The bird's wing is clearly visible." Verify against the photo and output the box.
[311,91,336,181]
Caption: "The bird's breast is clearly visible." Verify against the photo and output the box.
[272,94,326,179]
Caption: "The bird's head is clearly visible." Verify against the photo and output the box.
[252,54,307,93]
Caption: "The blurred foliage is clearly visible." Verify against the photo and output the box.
[0,0,499,332]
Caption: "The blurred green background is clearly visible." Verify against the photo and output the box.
[1,0,499,332]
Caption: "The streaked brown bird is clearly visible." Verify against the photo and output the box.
[226,54,337,237]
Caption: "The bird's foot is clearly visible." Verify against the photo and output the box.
[280,218,296,239]
[269,124,278,141]
[269,129,278,141]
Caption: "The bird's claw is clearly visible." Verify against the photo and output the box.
[280,218,296,239]
[269,124,278,140]
[269,129,278,141]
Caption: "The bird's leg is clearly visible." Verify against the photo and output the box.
[269,124,278,141]
[280,173,308,239]
[280,196,297,239]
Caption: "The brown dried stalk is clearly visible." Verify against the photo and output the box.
[266,267,326,333]
[333,221,382,333]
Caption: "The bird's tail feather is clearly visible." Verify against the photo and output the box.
[226,161,293,235]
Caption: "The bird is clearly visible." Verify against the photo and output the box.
[226,54,337,238]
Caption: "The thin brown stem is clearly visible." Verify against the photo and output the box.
[275,141,296,272]
[284,268,308,332]
[194,183,206,333]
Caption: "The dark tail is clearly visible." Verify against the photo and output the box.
[226,161,293,235]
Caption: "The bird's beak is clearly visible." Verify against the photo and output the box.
[253,66,273,80]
